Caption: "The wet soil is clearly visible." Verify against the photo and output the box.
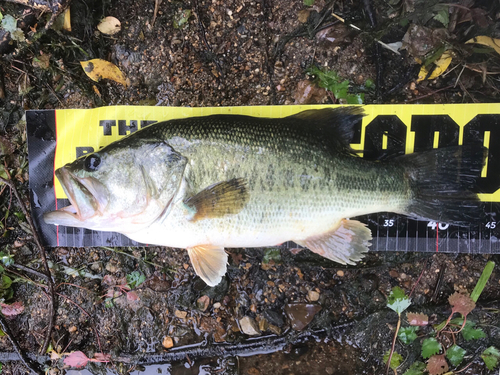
[0,0,500,374]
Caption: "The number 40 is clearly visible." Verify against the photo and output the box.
[427,221,449,230]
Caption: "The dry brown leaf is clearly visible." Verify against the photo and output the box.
[427,354,449,375]
[449,292,475,316]
[407,312,429,326]
[80,59,128,87]
[97,16,121,35]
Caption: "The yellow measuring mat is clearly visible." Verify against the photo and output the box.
[27,104,500,253]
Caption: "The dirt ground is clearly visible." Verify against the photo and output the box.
[0,0,500,374]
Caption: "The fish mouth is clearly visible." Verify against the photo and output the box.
[43,167,109,226]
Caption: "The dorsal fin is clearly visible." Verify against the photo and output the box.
[287,107,364,151]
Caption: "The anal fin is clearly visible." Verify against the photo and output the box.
[187,245,228,286]
[296,219,372,265]
[184,178,249,221]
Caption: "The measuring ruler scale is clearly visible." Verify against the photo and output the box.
[27,104,500,253]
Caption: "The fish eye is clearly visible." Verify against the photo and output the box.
[84,154,101,172]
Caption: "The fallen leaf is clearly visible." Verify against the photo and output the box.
[1,301,24,317]
[126,291,139,301]
[97,16,121,35]
[293,80,327,104]
[427,354,449,375]
[63,351,89,368]
[449,292,475,317]
[417,51,452,82]
[466,36,500,55]
[50,350,62,360]
[91,353,111,362]
[80,59,128,87]
[63,8,71,32]
[407,312,429,326]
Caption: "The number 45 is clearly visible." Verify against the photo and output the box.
[486,222,497,229]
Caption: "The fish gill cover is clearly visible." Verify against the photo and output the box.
[26,104,500,254]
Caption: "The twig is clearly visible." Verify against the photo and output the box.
[405,85,454,103]
[0,176,56,354]
[152,0,160,26]
[0,314,44,375]
[13,263,50,281]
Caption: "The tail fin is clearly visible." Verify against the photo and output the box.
[401,144,486,225]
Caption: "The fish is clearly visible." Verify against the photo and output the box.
[43,108,485,286]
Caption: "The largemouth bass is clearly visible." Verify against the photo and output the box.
[44,108,485,286]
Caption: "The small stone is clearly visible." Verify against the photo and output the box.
[258,318,269,332]
[162,336,174,349]
[307,290,320,302]
[285,304,322,331]
[68,326,77,333]
[389,270,399,278]
[239,316,260,336]
[213,302,221,309]
[105,262,118,273]
[336,270,344,277]
[196,295,210,312]
[175,310,187,320]
[268,324,281,335]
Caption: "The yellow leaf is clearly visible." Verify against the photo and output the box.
[466,36,500,55]
[63,8,71,32]
[417,51,453,82]
[97,16,121,35]
[80,59,128,87]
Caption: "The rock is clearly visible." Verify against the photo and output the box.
[285,304,322,331]
[307,290,320,302]
[263,309,285,327]
[162,336,174,349]
[174,310,187,320]
[336,270,344,277]
[258,317,268,332]
[239,316,260,336]
[213,302,221,309]
[196,295,210,311]
[268,324,281,335]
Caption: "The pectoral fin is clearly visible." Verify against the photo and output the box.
[187,245,228,286]
[296,219,372,265]
[184,178,249,221]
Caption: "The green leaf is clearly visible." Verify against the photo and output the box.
[383,350,403,370]
[387,286,411,314]
[402,361,426,375]
[433,9,449,27]
[470,261,495,302]
[481,346,500,370]
[173,9,191,29]
[262,248,281,264]
[0,252,14,267]
[398,326,419,344]
[422,337,441,359]
[365,78,375,89]
[0,11,3,22]
[0,275,12,290]
[303,0,314,6]
[346,93,364,104]
[126,271,145,289]
[1,15,25,42]
[461,320,486,341]
[446,344,466,367]
[0,328,5,337]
